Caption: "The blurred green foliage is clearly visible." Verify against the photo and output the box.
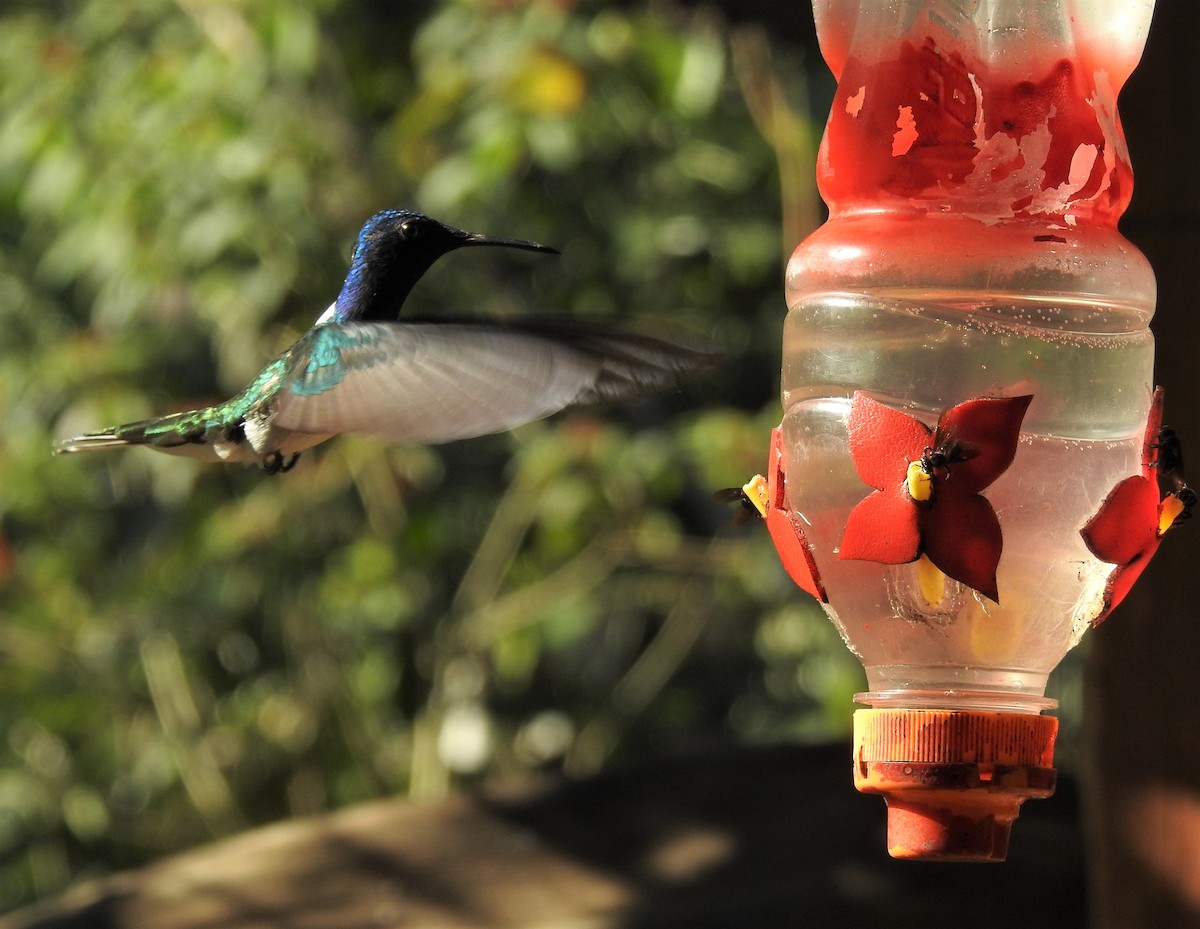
[0,0,865,910]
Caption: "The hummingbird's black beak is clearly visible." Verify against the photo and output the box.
[459,232,559,255]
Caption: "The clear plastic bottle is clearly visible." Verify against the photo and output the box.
[782,0,1156,708]
[776,0,1158,858]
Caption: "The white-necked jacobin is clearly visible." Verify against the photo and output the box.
[54,209,721,473]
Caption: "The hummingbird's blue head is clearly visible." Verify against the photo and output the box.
[330,210,557,323]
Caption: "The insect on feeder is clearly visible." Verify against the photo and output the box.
[758,0,1190,860]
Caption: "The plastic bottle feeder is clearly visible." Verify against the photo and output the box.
[761,0,1189,860]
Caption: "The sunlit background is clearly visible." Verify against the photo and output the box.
[0,0,1087,911]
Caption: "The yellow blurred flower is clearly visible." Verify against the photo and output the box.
[506,47,587,115]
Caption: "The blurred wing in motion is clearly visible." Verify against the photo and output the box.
[272,320,722,445]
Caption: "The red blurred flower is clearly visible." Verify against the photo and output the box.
[838,392,1032,602]
[1081,387,1190,624]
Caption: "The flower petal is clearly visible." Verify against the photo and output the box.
[1092,540,1160,626]
[1084,388,1171,624]
[1141,386,1165,480]
[839,485,921,564]
[1080,475,1160,566]
[935,394,1032,494]
[846,391,931,491]
[766,507,829,603]
[765,428,828,602]
[919,490,1003,601]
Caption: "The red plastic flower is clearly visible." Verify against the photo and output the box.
[1081,387,1190,624]
[764,428,828,603]
[838,392,1032,602]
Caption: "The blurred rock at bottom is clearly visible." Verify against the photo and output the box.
[0,742,1085,929]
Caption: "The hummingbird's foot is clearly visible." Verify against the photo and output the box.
[262,452,300,475]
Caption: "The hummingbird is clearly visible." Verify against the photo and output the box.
[54,209,721,473]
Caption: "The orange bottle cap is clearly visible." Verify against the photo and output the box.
[853,708,1058,861]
